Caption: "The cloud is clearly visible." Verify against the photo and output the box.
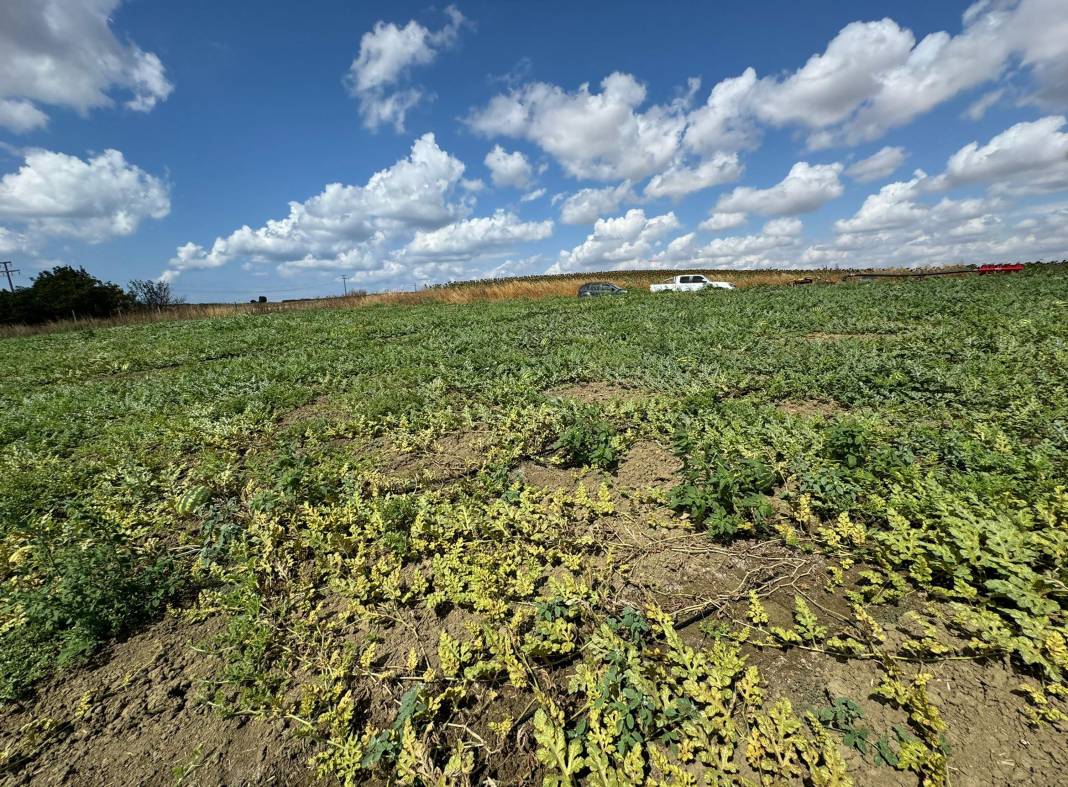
[465,0,1068,203]
[643,152,743,200]
[825,159,1032,268]
[683,69,760,155]
[520,187,546,202]
[999,0,1068,110]
[0,0,172,133]
[558,182,635,224]
[549,208,679,273]
[484,145,533,188]
[487,254,545,278]
[467,72,690,181]
[166,133,466,276]
[655,217,804,268]
[680,0,1068,151]
[965,88,1006,120]
[0,148,169,245]
[344,6,465,132]
[165,134,552,287]
[0,99,49,134]
[716,162,844,215]
[813,195,1068,270]
[404,210,552,260]
[0,226,28,255]
[837,116,1068,240]
[846,146,907,182]
[933,115,1068,194]
[698,211,748,232]
[754,20,916,131]
[833,171,938,234]
[790,0,1068,147]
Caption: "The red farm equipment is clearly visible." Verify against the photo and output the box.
[977,263,1025,274]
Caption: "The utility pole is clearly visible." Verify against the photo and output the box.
[0,261,18,292]
[341,275,348,295]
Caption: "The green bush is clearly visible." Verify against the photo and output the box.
[669,455,776,538]
[0,530,180,699]
[553,405,620,470]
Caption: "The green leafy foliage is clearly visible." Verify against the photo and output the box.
[1,268,1067,785]
[552,404,620,469]
[669,453,776,538]
[0,529,179,699]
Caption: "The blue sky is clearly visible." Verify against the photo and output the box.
[1,1,1067,301]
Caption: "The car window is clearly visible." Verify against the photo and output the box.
[680,276,691,283]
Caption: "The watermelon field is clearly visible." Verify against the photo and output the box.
[1,269,1067,785]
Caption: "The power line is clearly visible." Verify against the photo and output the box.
[0,261,18,292]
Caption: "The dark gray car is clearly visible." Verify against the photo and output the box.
[578,282,627,298]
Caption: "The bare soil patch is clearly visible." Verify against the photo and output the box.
[545,381,652,404]
[753,645,1068,786]
[776,398,845,418]
[0,616,312,786]
[279,394,344,428]
[600,496,829,628]
[513,460,609,494]
[379,430,492,486]
[615,440,682,491]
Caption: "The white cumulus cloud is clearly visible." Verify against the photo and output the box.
[0,100,49,134]
[558,182,636,225]
[344,6,465,132]
[165,134,553,287]
[0,0,173,133]
[934,115,1068,194]
[549,208,679,273]
[465,0,1068,203]
[774,0,1068,147]
[846,146,907,182]
[467,72,689,182]
[484,145,534,189]
[0,148,169,245]
[716,162,844,216]
[656,217,804,269]
[754,20,916,131]
[698,211,748,232]
[405,210,552,260]
[643,152,743,200]
[166,133,466,276]
[683,69,760,155]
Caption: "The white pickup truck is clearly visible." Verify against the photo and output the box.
[649,274,736,293]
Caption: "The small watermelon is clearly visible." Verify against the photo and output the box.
[175,486,210,515]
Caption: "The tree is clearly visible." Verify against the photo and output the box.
[0,266,131,325]
[127,279,184,310]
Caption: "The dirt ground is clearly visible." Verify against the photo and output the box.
[776,398,845,418]
[746,645,1068,786]
[572,436,1068,786]
[5,429,1066,785]
[0,617,313,786]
